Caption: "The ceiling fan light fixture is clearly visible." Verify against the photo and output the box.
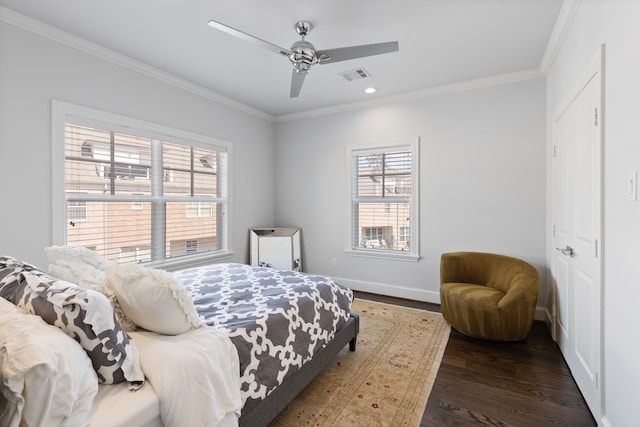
[365,87,377,94]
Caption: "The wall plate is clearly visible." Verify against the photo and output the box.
[627,171,637,201]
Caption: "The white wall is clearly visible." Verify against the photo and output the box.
[275,78,547,305]
[545,1,640,425]
[0,20,276,268]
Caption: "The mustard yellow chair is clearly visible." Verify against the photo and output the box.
[440,252,539,341]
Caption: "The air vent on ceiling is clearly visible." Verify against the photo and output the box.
[339,68,372,82]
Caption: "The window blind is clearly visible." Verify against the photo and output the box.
[64,123,227,264]
[351,146,414,253]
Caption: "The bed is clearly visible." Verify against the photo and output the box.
[0,252,359,427]
[176,263,358,426]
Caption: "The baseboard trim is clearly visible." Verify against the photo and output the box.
[335,275,548,325]
[334,276,441,304]
[538,306,557,341]
[535,307,549,322]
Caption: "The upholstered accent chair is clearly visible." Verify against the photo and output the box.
[440,252,539,341]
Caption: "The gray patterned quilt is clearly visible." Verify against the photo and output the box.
[175,263,353,411]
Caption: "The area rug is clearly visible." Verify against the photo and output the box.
[270,298,451,427]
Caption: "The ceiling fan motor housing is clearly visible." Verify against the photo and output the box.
[289,40,318,72]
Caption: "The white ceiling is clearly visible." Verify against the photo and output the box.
[0,0,563,118]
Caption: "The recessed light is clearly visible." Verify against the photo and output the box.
[364,87,377,94]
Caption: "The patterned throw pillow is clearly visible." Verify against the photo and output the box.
[12,268,144,385]
[0,256,40,303]
[43,246,138,331]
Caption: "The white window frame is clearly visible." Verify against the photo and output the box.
[51,100,234,269]
[345,138,420,261]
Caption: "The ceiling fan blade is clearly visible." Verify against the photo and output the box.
[290,69,308,98]
[207,20,290,57]
[317,41,399,64]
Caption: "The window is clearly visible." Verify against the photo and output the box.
[131,193,145,210]
[347,139,419,260]
[52,101,232,266]
[185,239,198,254]
[186,202,212,218]
[399,226,410,249]
[67,200,87,221]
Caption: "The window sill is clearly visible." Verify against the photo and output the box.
[145,251,235,272]
[344,249,420,262]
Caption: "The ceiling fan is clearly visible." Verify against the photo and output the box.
[207,19,399,98]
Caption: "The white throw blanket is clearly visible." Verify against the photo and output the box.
[130,327,242,427]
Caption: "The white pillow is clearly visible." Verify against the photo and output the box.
[105,263,205,335]
[44,246,111,293]
[0,297,99,427]
[43,247,138,332]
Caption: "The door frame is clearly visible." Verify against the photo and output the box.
[550,44,604,421]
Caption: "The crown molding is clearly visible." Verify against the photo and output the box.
[1,4,558,124]
[275,68,544,122]
[539,0,582,74]
[0,6,274,122]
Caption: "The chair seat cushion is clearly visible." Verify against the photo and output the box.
[442,282,505,306]
[441,282,511,341]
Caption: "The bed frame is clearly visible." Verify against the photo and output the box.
[238,313,360,427]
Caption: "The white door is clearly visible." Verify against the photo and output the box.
[553,49,603,420]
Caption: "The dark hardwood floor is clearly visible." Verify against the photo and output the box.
[354,291,596,427]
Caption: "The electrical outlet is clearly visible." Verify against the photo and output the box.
[330,258,338,268]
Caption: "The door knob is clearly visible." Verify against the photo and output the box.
[556,245,576,257]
